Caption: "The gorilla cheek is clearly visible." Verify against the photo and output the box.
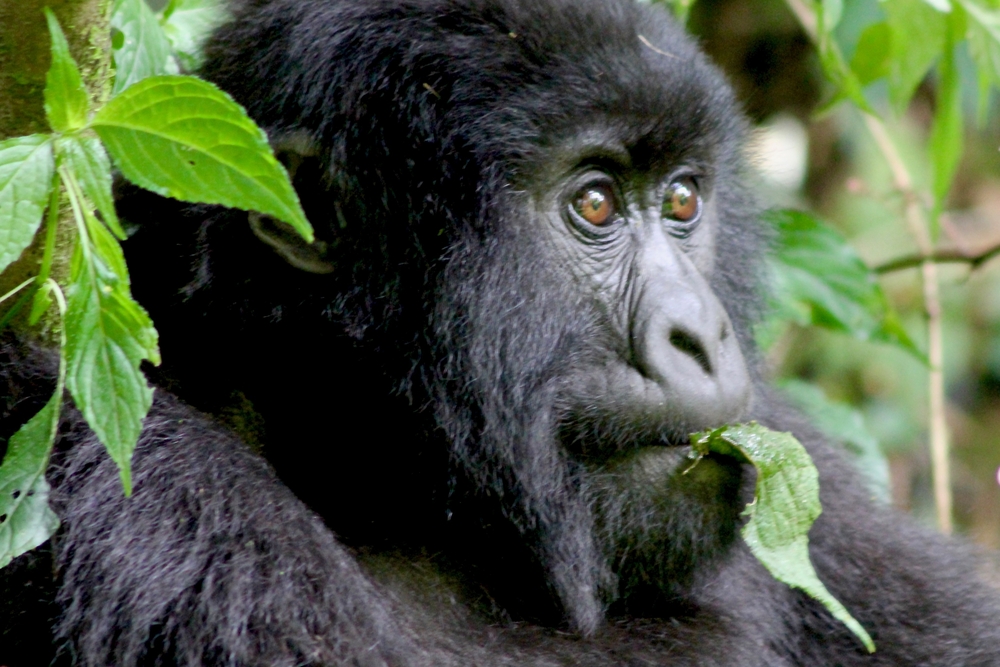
[631,233,750,431]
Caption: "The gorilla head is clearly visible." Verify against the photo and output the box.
[90,0,776,648]
[6,1,998,664]
[128,0,766,637]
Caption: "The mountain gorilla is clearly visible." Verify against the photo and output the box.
[3,0,1000,664]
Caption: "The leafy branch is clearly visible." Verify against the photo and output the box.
[0,5,309,568]
[773,0,1000,535]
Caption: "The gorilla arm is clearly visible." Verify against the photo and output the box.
[47,391,416,667]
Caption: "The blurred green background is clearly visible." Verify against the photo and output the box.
[689,0,1000,544]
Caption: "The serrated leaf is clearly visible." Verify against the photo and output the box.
[691,423,875,653]
[884,0,948,112]
[64,215,159,495]
[850,22,892,86]
[778,380,891,503]
[112,0,174,94]
[0,136,55,275]
[161,0,228,70]
[0,389,63,569]
[92,75,312,241]
[59,137,125,239]
[43,9,89,132]
[763,209,922,358]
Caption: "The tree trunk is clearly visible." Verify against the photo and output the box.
[0,0,112,334]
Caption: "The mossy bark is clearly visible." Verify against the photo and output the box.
[0,0,112,340]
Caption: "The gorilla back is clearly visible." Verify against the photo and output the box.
[3,0,1000,665]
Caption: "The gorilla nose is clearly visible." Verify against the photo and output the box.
[668,327,713,375]
[634,256,751,430]
[638,301,750,429]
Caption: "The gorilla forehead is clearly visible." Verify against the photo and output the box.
[219,0,740,174]
[439,0,743,171]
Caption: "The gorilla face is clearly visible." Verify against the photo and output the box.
[534,133,751,452]
[529,132,754,612]
[419,28,760,629]
[194,0,767,636]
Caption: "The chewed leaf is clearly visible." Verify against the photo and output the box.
[778,380,890,503]
[691,423,875,653]
[64,214,159,495]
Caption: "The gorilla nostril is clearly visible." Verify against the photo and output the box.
[669,328,713,375]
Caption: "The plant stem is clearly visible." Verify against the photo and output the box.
[782,0,953,534]
[863,115,951,534]
[874,244,1000,273]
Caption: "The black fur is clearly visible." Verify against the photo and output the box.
[3,0,1000,665]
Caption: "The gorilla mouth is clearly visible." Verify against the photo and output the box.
[555,361,739,464]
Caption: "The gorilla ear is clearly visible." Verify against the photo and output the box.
[248,130,336,275]
[248,212,335,274]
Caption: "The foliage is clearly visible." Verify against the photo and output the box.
[657,0,1000,535]
[691,423,875,652]
[111,0,228,92]
[758,209,919,357]
[0,3,307,568]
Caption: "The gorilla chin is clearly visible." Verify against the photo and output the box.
[588,448,745,611]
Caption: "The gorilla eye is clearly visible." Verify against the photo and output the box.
[572,185,617,226]
[662,177,701,232]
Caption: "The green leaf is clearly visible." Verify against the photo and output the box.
[29,280,54,327]
[64,203,159,495]
[927,22,964,232]
[690,423,875,653]
[0,136,55,275]
[92,75,312,241]
[884,0,948,113]
[813,25,873,113]
[43,9,89,132]
[59,137,126,239]
[161,0,228,70]
[922,0,954,12]
[111,0,174,94]
[763,209,922,358]
[850,22,892,86]
[961,0,1000,80]
[958,0,1000,121]
[778,380,891,504]
[0,389,63,569]
[822,0,845,31]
